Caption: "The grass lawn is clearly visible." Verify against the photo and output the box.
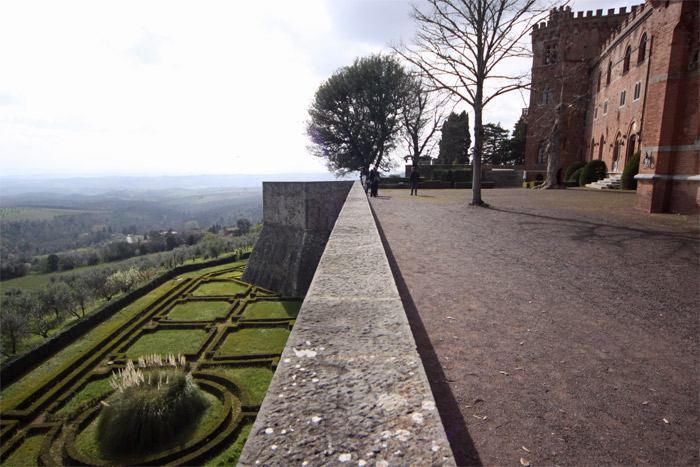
[176,261,244,280]
[74,391,221,462]
[219,328,290,355]
[0,285,173,412]
[54,377,112,417]
[217,270,243,279]
[167,301,232,321]
[191,281,248,296]
[209,366,274,406]
[203,421,253,467]
[125,329,209,358]
[241,301,301,319]
[2,432,44,467]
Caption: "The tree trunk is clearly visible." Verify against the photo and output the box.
[471,100,485,206]
[536,103,566,190]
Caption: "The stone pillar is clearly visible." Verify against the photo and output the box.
[241,181,353,296]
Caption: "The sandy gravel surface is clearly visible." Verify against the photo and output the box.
[370,188,698,466]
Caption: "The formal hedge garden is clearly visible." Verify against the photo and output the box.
[0,259,302,466]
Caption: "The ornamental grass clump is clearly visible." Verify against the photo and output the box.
[96,354,208,456]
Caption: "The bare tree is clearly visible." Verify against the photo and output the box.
[401,74,449,166]
[395,0,550,205]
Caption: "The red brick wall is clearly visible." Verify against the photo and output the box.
[524,6,627,181]
[525,0,699,214]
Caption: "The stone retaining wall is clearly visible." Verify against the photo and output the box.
[238,181,455,466]
[241,181,353,296]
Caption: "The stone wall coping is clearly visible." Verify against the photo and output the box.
[238,181,455,466]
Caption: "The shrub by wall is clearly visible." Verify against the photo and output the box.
[570,167,584,186]
[564,161,587,181]
[621,151,641,190]
[523,181,544,188]
[432,168,472,183]
[580,160,607,186]
[419,181,452,189]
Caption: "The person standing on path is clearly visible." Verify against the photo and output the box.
[410,166,420,196]
[360,166,369,193]
[369,168,379,198]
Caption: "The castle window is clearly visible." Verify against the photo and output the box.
[623,46,631,74]
[638,34,647,64]
[619,89,626,107]
[594,105,599,120]
[603,99,608,115]
[606,61,612,86]
[537,141,547,164]
[633,81,642,101]
[551,44,558,64]
[541,89,553,105]
[597,72,602,93]
[545,46,551,64]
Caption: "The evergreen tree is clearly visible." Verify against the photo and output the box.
[501,115,527,165]
[481,122,510,165]
[438,111,471,164]
[307,54,411,175]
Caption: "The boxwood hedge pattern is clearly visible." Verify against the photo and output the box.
[0,260,302,466]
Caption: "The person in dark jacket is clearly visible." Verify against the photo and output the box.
[369,168,379,198]
[410,166,420,196]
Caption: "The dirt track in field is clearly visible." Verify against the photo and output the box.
[370,187,699,466]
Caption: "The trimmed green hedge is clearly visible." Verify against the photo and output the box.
[432,168,472,182]
[0,254,246,387]
[580,160,607,186]
[523,181,544,188]
[564,161,587,181]
[621,151,641,190]
[453,181,496,189]
[564,180,579,187]
[570,167,584,186]
[419,180,452,189]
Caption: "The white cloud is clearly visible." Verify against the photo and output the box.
[1,0,629,177]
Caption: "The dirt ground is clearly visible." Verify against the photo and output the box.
[370,188,699,466]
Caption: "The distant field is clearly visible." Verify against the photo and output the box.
[0,206,97,222]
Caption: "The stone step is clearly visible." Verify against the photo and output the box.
[586,175,622,189]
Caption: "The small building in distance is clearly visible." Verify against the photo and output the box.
[524,0,699,214]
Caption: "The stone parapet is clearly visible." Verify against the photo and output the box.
[238,181,455,466]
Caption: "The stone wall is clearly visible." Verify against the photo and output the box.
[238,181,455,466]
[241,181,353,296]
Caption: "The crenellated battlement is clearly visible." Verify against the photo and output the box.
[599,2,651,53]
[532,3,642,34]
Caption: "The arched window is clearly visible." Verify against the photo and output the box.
[606,61,612,86]
[623,46,631,73]
[597,72,602,92]
[638,34,647,64]
[598,135,604,160]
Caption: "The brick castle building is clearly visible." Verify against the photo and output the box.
[524,0,699,214]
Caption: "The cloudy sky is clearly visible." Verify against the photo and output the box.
[0,0,633,178]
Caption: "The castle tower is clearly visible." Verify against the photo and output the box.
[524,6,628,182]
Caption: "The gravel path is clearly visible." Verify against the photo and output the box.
[370,187,699,466]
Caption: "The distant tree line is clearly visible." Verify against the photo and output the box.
[1,219,256,281]
[0,229,259,357]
